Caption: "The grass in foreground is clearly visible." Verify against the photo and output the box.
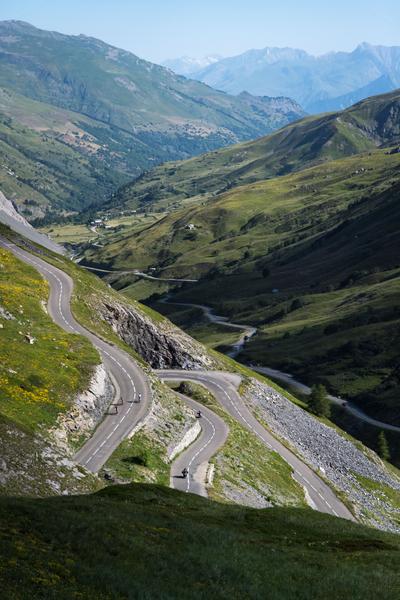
[0,484,399,599]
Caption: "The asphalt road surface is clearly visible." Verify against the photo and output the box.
[0,236,151,472]
[162,297,399,432]
[169,391,229,496]
[158,370,354,521]
[1,233,355,519]
[161,297,257,359]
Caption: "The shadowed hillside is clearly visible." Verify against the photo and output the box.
[82,145,400,432]
[1,484,399,599]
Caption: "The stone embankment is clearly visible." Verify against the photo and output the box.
[168,420,201,461]
[246,379,400,532]
[52,364,114,452]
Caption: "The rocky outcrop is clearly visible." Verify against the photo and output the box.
[97,298,217,370]
[0,305,15,321]
[0,189,64,254]
[51,364,114,452]
[0,417,99,497]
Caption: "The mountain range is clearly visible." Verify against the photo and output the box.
[110,89,400,212]
[0,21,304,220]
[173,43,400,113]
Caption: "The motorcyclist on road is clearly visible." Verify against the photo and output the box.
[182,468,188,478]
[196,410,202,418]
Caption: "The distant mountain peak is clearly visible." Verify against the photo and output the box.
[188,42,400,112]
[161,54,223,76]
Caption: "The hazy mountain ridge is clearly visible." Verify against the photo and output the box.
[182,42,400,112]
[162,54,223,75]
[0,20,304,139]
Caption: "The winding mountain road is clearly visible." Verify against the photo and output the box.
[1,233,353,521]
[170,393,229,496]
[163,298,400,432]
[159,370,354,520]
[0,236,151,472]
[82,264,198,283]
[161,297,257,358]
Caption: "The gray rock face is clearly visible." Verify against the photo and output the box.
[0,190,31,225]
[97,299,216,370]
[246,380,400,532]
[52,364,114,452]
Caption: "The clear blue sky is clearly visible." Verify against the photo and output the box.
[1,0,399,62]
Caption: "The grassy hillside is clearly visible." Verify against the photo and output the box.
[167,380,307,507]
[0,244,100,494]
[1,484,400,599]
[1,231,399,596]
[112,89,400,213]
[0,21,304,219]
[0,89,131,219]
[82,148,400,432]
[0,226,331,513]
[0,246,98,431]
[83,149,400,276]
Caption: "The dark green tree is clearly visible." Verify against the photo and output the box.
[261,266,270,278]
[377,431,390,461]
[308,384,331,418]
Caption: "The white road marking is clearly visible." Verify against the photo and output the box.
[2,239,345,517]
[2,240,145,470]
[167,373,339,516]
[185,413,216,493]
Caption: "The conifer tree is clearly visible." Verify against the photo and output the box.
[308,384,331,418]
[377,431,390,461]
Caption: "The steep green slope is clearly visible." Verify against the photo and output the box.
[1,229,399,595]
[84,149,400,276]
[1,484,399,599]
[0,90,130,219]
[0,20,304,219]
[0,247,99,429]
[84,148,400,430]
[112,89,400,212]
[0,244,100,495]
